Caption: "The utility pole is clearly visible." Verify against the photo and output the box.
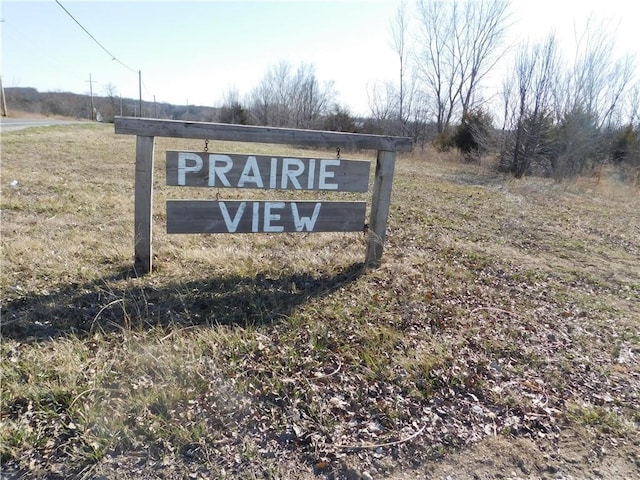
[0,75,8,117]
[0,20,6,117]
[154,95,157,118]
[86,73,97,121]
[138,70,142,117]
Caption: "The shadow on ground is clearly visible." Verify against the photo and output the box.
[1,263,365,342]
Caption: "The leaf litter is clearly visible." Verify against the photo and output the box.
[1,127,639,479]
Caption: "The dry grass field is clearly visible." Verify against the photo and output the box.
[1,123,639,479]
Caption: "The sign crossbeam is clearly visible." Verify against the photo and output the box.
[115,116,413,152]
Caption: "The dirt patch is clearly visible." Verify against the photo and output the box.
[400,430,640,480]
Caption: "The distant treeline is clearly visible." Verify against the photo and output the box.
[5,87,219,123]
[3,83,413,139]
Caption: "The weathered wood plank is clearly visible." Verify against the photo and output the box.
[166,200,367,234]
[115,117,413,152]
[166,151,370,192]
[365,150,396,266]
[134,135,155,274]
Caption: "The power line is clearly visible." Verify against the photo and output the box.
[55,0,156,116]
[55,0,137,74]
[141,78,154,97]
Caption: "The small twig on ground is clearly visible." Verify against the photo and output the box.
[334,423,427,451]
[471,306,520,317]
[69,387,100,409]
[312,361,341,379]
[91,298,125,329]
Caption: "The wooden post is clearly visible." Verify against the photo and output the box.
[134,135,155,274]
[366,150,396,267]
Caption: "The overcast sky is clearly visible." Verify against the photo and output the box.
[2,0,639,117]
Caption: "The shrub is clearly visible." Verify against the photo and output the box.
[322,105,357,133]
[451,109,494,155]
[610,124,639,165]
[499,112,557,177]
[551,107,603,180]
[218,102,249,125]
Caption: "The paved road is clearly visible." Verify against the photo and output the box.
[0,117,89,132]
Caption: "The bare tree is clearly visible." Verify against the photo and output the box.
[548,18,638,178]
[102,82,120,121]
[390,0,409,132]
[248,61,334,128]
[561,17,637,130]
[629,83,640,127]
[414,0,510,134]
[248,61,289,126]
[405,88,434,149]
[268,61,293,127]
[249,73,274,126]
[367,80,399,133]
[219,88,242,109]
[218,88,248,125]
[289,63,335,129]
[500,34,561,177]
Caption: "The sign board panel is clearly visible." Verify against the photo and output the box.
[167,200,366,234]
[166,151,370,192]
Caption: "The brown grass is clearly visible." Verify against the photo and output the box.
[1,124,639,479]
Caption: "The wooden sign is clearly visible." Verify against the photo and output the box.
[167,200,366,234]
[114,117,412,273]
[166,151,370,192]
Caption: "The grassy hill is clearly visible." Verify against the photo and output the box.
[1,124,638,479]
